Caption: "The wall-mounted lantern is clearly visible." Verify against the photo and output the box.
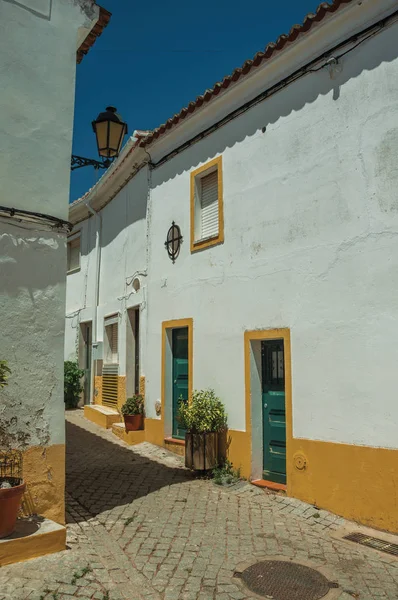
[71,106,128,171]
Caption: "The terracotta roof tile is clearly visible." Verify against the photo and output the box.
[77,6,111,64]
[140,0,355,147]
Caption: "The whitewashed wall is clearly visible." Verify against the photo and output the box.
[65,166,149,379]
[0,0,97,449]
[145,18,398,452]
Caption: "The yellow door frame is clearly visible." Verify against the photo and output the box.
[244,328,292,488]
[161,319,193,440]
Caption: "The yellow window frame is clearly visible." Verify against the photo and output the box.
[190,156,224,253]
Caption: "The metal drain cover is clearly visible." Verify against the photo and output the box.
[238,560,334,600]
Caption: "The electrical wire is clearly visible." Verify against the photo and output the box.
[0,205,72,233]
[148,9,398,170]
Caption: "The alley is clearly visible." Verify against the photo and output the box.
[0,411,397,600]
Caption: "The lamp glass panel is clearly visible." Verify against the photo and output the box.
[108,121,125,155]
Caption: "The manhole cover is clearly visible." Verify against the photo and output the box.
[238,560,335,600]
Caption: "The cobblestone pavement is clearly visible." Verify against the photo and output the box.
[1,410,397,600]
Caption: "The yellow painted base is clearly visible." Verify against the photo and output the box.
[288,439,398,534]
[93,375,103,404]
[225,429,398,534]
[21,445,65,525]
[84,405,120,429]
[164,438,185,456]
[117,375,126,410]
[112,423,145,445]
[227,430,251,479]
[0,520,66,567]
[145,418,163,445]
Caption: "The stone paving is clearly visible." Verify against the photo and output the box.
[0,409,397,600]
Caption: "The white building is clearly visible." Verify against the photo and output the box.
[0,0,110,563]
[66,0,398,534]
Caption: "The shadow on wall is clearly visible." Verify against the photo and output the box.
[79,167,149,256]
[152,22,398,187]
[0,224,65,297]
[3,0,52,20]
[66,419,193,522]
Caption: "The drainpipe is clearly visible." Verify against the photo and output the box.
[85,199,102,404]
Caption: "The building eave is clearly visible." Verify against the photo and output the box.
[76,5,111,64]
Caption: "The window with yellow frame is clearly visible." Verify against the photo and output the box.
[190,156,224,252]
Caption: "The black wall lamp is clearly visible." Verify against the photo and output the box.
[71,106,128,171]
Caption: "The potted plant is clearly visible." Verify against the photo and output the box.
[0,361,26,539]
[178,389,227,471]
[121,395,144,432]
[64,361,84,409]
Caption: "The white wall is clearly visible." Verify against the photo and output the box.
[65,167,149,378]
[145,20,398,451]
[0,0,97,449]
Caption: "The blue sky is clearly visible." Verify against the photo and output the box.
[70,0,321,201]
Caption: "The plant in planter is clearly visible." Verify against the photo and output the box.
[64,361,84,409]
[178,389,227,471]
[121,395,145,432]
[0,362,26,539]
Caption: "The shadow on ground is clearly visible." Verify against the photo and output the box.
[66,420,193,523]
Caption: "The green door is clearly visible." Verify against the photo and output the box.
[262,340,286,484]
[172,327,189,439]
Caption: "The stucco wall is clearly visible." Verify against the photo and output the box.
[0,0,98,523]
[145,20,398,451]
[65,167,149,378]
[0,0,96,219]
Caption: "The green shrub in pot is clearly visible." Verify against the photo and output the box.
[178,389,227,471]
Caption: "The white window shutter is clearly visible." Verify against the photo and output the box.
[105,320,118,364]
[200,171,218,239]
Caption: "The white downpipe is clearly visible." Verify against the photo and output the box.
[85,200,102,404]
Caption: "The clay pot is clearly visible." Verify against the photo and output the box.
[0,480,26,539]
[123,414,144,432]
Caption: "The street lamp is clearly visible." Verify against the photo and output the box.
[71,106,128,171]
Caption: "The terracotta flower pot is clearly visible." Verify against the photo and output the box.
[0,480,26,539]
[123,414,144,432]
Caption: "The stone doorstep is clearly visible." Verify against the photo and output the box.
[84,404,120,429]
[112,422,146,445]
[0,518,66,567]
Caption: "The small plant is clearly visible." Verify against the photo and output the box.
[64,361,84,409]
[71,564,92,585]
[0,360,11,389]
[121,395,144,416]
[212,460,241,486]
[102,591,110,600]
[124,515,136,527]
[177,389,227,434]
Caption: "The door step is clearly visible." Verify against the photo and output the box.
[112,422,145,445]
[84,405,120,429]
[251,479,286,493]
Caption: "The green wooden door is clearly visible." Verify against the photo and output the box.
[172,327,189,439]
[262,340,286,484]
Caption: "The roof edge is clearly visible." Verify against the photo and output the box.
[77,5,111,64]
[140,0,356,148]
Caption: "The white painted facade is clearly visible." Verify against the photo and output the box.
[66,0,398,510]
[0,0,99,452]
[65,157,149,395]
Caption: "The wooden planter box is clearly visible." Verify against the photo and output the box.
[185,432,218,471]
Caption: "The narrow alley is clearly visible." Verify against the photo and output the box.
[0,411,396,600]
